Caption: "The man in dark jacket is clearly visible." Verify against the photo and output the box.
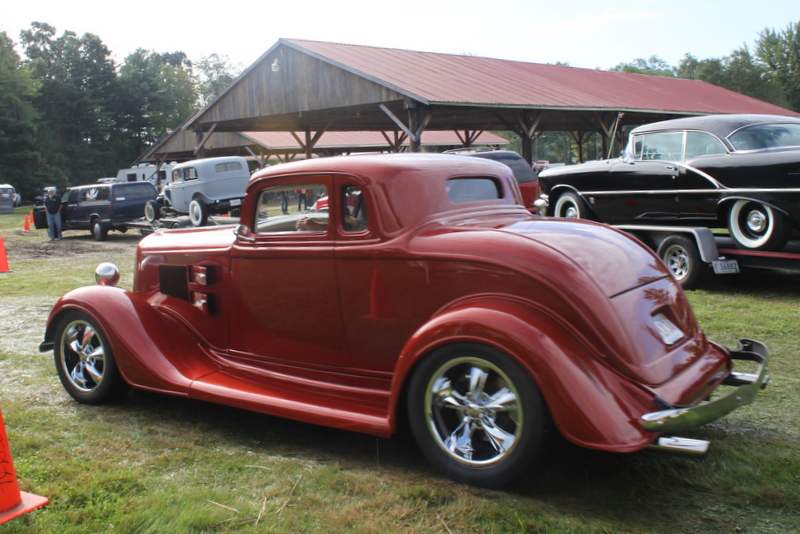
[44,189,62,240]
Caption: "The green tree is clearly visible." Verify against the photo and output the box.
[196,53,240,106]
[610,56,675,77]
[111,49,198,163]
[755,20,800,111]
[0,31,43,198]
[19,22,118,185]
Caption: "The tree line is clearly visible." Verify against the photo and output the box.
[1,21,798,201]
[1,22,238,200]
[529,20,800,165]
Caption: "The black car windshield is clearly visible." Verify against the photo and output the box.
[728,123,800,151]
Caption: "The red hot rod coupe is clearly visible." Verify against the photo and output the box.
[39,154,768,487]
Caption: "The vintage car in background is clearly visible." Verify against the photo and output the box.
[145,156,251,227]
[539,114,800,251]
[39,154,768,487]
[445,148,541,213]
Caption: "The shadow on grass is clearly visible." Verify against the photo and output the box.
[68,386,798,532]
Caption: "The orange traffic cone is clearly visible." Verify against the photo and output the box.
[23,214,30,231]
[0,408,49,524]
[0,238,9,274]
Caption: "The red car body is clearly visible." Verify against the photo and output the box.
[40,154,767,487]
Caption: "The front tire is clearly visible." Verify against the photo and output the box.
[728,200,789,251]
[188,198,209,227]
[54,311,129,404]
[657,235,706,289]
[407,343,548,487]
[553,192,587,219]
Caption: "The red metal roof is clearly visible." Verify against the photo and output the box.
[240,130,508,150]
[285,39,796,116]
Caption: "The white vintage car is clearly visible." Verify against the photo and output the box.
[145,156,251,226]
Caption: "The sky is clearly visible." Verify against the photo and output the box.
[2,0,798,73]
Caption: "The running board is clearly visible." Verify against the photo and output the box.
[647,436,710,456]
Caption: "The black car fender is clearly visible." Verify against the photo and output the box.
[717,195,790,219]
[547,185,599,219]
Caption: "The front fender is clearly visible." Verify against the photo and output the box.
[41,285,222,395]
[390,296,656,453]
[549,185,600,219]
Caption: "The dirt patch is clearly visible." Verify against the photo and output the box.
[2,228,141,263]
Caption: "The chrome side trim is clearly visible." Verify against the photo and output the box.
[641,339,769,434]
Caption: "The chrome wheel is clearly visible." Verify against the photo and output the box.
[408,343,547,487]
[60,319,106,393]
[662,244,690,280]
[657,234,705,289]
[426,357,522,466]
[54,311,128,404]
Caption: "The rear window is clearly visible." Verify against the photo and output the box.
[113,183,157,201]
[729,123,800,151]
[446,178,501,202]
[215,161,243,173]
[465,151,537,184]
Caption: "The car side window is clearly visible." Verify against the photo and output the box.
[254,184,329,234]
[685,132,727,159]
[637,132,684,161]
[172,169,183,184]
[185,167,198,181]
[341,185,368,232]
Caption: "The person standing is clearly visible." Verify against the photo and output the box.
[296,189,308,211]
[44,188,62,240]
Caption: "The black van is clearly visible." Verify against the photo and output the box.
[34,182,157,240]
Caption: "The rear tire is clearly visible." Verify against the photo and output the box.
[407,343,548,487]
[144,200,161,222]
[728,200,789,251]
[189,198,209,227]
[91,218,108,241]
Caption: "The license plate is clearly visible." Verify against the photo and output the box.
[712,259,739,274]
[653,314,684,346]
[229,199,242,207]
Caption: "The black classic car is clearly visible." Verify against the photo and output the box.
[539,114,800,251]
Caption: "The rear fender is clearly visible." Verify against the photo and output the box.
[41,285,221,394]
[718,196,790,219]
[391,296,655,452]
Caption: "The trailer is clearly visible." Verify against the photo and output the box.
[614,225,800,288]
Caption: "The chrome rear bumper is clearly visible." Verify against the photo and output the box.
[641,339,769,435]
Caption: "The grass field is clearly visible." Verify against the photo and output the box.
[1,207,798,533]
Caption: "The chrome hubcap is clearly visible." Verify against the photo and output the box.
[665,246,689,279]
[61,320,105,393]
[426,358,521,466]
[746,210,768,233]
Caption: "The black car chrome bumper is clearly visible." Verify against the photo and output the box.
[641,339,769,435]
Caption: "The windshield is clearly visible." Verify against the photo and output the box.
[728,123,800,151]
